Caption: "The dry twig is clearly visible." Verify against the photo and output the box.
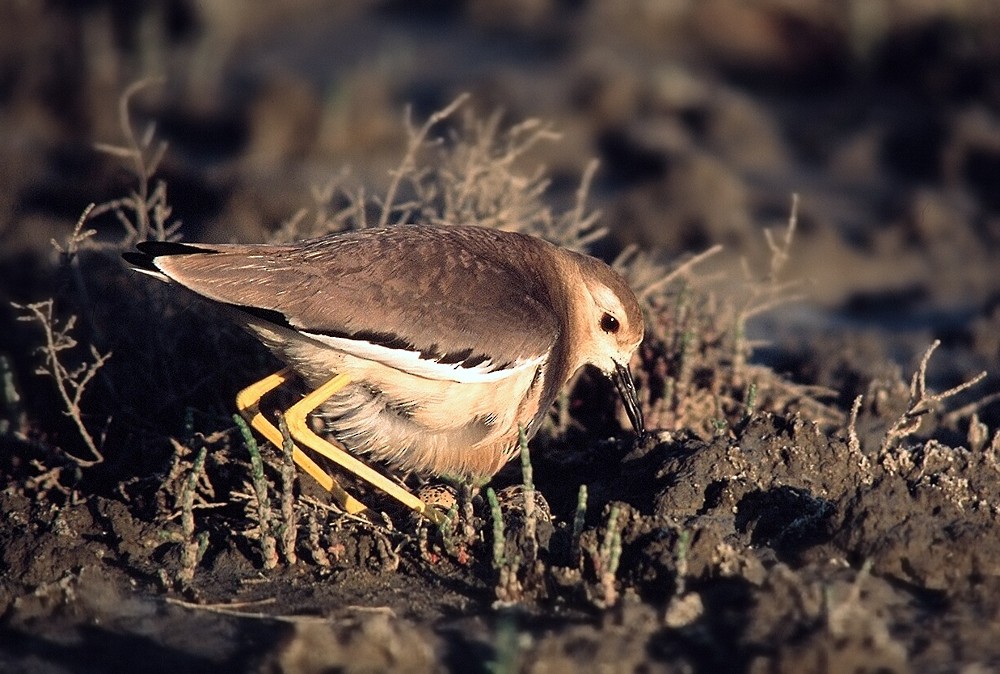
[13,300,110,467]
[93,77,180,244]
[378,93,470,228]
[880,340,986,455]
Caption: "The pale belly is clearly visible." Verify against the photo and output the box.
[247,318,551,477]
[315,361,546,477]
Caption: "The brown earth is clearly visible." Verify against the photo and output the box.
[2,2,1000,672]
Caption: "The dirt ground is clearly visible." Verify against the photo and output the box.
[2,2,1000,672]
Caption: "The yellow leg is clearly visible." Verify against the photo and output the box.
[235,368,370,516]
[285,374,447,525]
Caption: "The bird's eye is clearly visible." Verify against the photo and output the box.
[600,312,620,334]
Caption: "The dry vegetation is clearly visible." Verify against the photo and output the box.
[4,4,1000,662]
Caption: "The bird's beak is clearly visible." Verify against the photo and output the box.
[613,361,645,436]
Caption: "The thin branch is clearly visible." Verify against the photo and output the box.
[639,245,724,302]
[378,93,470,228]
[881,340,987,453]
[765,193,798,282]
[13,300,110,466]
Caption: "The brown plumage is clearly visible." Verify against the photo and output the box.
[125,225,645,480]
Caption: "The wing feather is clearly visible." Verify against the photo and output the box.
[137,226,561,372]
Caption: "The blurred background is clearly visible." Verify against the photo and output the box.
[2,0,1000,411]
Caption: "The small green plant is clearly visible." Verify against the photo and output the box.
[518,427,538,563]
[436,500,461,558]
[591,504,623,608]
[157,433,221,587]
[234,414,278,570]
[487,487,506,570]
[663,529,705,628]
[173,442,210,585]
[306,510,332,568]
[571,483,588,563]
[276,416,299,565]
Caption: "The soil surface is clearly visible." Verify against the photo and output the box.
[2,2,1000,673]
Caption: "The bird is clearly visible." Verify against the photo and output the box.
[124,224,645,523]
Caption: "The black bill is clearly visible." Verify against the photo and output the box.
[613,361,645,436]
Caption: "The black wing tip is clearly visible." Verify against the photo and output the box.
[124,241,221,271]
[121,250,157,272]
[134,241,219,257]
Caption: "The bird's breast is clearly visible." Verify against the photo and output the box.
[315,360,549,477]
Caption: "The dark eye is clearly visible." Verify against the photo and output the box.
[600,313,620,334]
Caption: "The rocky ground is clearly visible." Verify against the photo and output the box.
[2,2,1000,672]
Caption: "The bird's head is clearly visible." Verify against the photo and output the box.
[570,253,646,436]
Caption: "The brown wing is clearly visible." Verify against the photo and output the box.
[135,226,560,370]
